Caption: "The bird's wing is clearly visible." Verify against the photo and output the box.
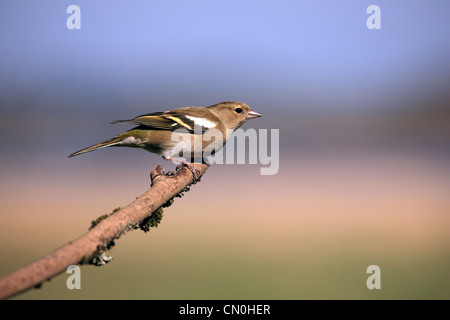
[111,108,219,133]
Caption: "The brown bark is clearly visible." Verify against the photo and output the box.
[0,164,209,299]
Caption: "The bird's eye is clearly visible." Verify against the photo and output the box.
[235,107,243,114]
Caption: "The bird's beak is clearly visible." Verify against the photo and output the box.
[246,110,263,120]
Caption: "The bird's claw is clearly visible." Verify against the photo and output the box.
[176,163,200,182]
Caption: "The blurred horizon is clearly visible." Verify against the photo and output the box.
[1,0,450,299]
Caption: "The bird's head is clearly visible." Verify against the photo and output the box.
[208,101,262,131]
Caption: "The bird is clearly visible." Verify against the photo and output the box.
[68,101,262,180]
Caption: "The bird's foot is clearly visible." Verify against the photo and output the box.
[176,162,200,182]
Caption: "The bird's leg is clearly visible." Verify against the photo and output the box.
[163,155,200,182]
[175,161,200,181]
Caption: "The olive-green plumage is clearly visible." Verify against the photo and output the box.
[68,101,262,176]
[68,136,123,158]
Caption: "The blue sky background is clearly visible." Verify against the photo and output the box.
[1,0,450,300]
[1,0,449,117]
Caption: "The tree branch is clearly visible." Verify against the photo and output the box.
[0,164,209,300]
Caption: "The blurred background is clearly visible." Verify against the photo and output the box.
[1,0,449,299]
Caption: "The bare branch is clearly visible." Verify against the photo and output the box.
[0,164,209,299]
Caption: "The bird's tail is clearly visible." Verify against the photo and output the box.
[68,136,124,158]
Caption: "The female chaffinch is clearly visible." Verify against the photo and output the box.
[69,101,262,179]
